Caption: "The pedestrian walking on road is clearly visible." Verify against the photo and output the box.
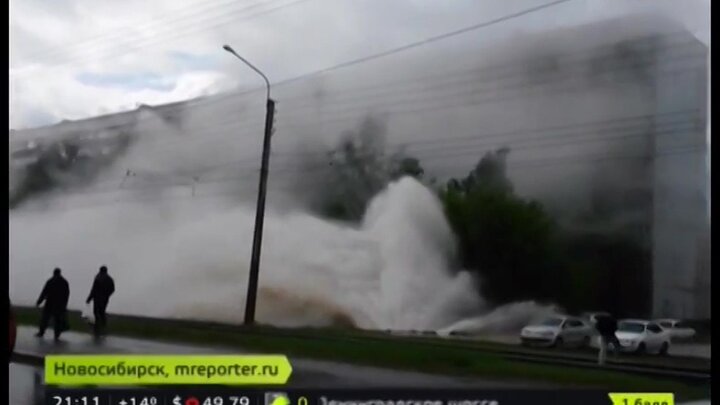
[35,268,70,341]
[86,265,115,337]
[594,312,620,365]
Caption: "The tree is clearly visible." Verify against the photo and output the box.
[439,147,653,314]
[310,116,426,221]
[440,148,568,306]
[560,229,652,317]
[389,156,424,180]
[320,117,390,220]
[447,147,512,195]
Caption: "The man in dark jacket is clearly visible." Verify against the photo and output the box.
[594,313,621,364]
[36,268,70,340]
[86,266,115,337]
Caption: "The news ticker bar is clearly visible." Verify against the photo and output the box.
[45,389,677,405]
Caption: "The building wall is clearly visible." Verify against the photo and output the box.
[651,35,709,319]
[693,233,711,319]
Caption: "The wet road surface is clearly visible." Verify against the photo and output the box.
[13,326,546,390]
[10,325,710,405]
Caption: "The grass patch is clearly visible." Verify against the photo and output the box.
[14,308,709,401]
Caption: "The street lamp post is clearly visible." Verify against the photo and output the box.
[223,44,275,325]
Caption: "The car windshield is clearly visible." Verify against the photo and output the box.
[618,322,645,333]
[538,318,563,327]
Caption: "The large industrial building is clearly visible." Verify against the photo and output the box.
[9,15,710,319]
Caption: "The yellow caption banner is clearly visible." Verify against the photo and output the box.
[45,355,292,385]
[608,393,674,405]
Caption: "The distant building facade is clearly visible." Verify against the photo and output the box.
[649,30,709,319]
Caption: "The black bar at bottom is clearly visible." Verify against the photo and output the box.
[43,388,659,405]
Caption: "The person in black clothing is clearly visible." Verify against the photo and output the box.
[36,268,70,340]
[86,266,115,337]
[594,313,621,364]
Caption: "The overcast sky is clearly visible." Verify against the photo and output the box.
[9,0,709,130]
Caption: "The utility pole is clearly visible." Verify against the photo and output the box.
[223,44,275,325]
[244,97,275,324]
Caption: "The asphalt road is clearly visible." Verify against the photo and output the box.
[8,363,712,405]
[10,326,711,405]
[12,326,547,390]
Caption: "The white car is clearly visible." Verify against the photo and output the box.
[655,319,696,340]
[615,319,671,355]
[520,316,594,348]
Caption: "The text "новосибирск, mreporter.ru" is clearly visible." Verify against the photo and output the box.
[45,355,293,385]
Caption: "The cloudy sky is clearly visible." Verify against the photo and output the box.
[9,0,709,130]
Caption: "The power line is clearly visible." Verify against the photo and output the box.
[55,59,699,158]
[39,109,697,187]
[273,64,701,128]
[277,34,701,104]
[204,45,697,125]
[10,144,704,214]
[11,0,315,73]
[274,0,574,85]
[19,0,274,63]
[10,109,700,191]
[173,29,700,113]
[122,59,710,148]
[163,0,578,113]
[270,110,700,160]
[12,116,702,202]
[13,111,702,202]
[12,0,576,128]
[10,31,701,144]
[279,52,703,115]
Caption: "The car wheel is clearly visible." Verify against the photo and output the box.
[636,342,646,355]
[659,342,669,356]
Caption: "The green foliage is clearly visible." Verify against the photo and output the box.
[440,149,650,316]
[440,149,566,306]
[317,116,425,221]
[10,134,132,209]
[389,156,424,180]
[446,147,512,195]
[561,231,651,317]
[439,147,651,314]
[312,134,651,314]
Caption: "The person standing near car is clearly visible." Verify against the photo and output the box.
[86,266,115,337]
[35,268,70,341]
[595,313,620,365]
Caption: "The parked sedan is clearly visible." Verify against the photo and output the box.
[520,316,594,348]
[615,319,671,355]
[655,319,696,340]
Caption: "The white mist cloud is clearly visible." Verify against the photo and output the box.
[8,1,710,330]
